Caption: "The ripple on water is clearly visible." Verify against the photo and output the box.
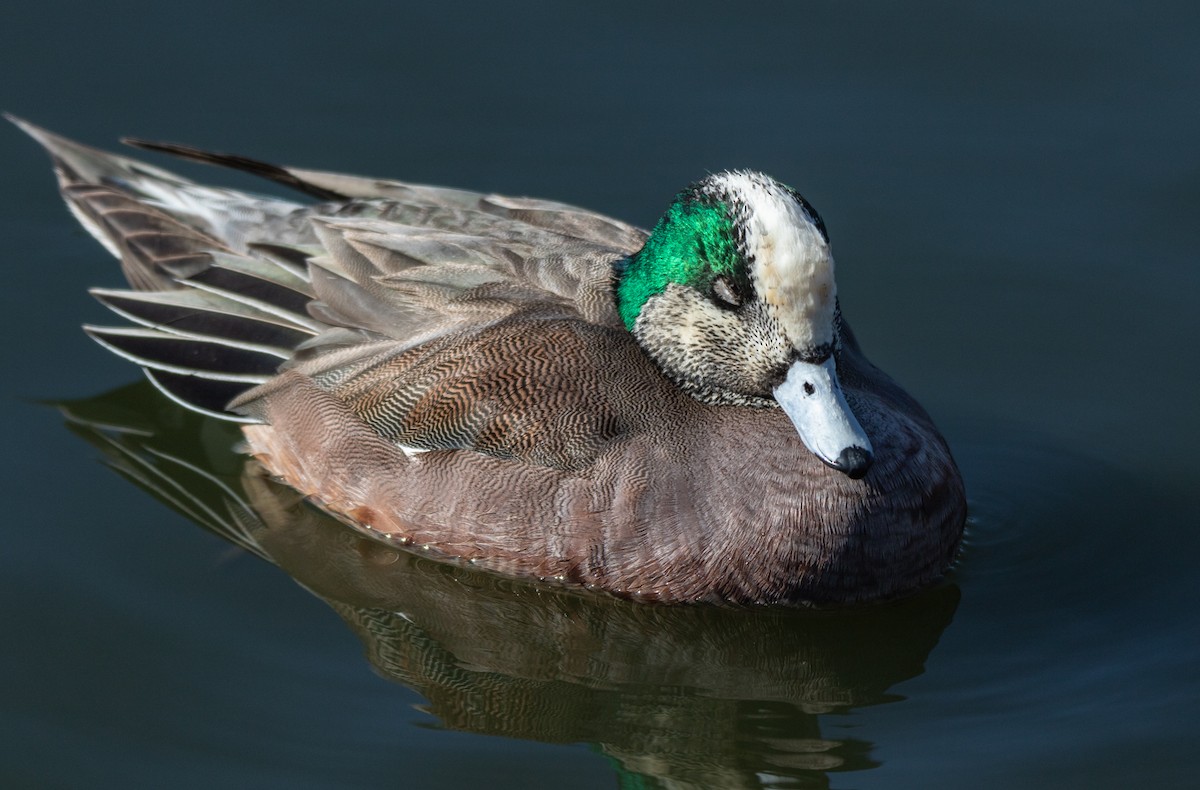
[949,432,1183,605]
[921,424,1199,727]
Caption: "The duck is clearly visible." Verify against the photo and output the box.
[11,116,966,605]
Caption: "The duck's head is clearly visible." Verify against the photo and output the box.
[616,170,873,479]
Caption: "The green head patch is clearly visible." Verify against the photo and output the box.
[616,190,750,330]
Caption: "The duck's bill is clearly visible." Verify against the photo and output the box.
[773,357,874,479]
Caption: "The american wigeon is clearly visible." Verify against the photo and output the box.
[13,116,965,604]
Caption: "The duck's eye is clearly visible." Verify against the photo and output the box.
[711,275,742,308]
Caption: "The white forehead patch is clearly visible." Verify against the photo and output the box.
[707,171,836,352]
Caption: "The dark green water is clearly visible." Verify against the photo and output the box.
[3,2,1197,788]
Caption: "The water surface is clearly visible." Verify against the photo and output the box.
[2,2,1197,788]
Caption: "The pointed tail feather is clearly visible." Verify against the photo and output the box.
[123,138,350,201]
[6,114,195,191]
[11,116,326,419]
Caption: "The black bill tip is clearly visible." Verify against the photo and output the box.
[831,445,873,479]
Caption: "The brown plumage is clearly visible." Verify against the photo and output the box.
[13,116,966,604]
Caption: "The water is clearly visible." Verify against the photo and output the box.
[3,2,1198,787]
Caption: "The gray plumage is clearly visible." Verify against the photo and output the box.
[13,116,965,604]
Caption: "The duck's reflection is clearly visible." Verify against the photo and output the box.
[59,382,959,789]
